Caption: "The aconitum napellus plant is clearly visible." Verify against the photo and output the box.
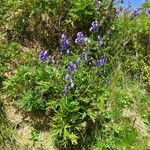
[39,20,107,96]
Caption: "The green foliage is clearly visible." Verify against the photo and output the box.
[1,0,98,47]
[4,63,64,112]
[0,42,20,89]
[0,0,150,150]
[30,127,40,142]
[50,67,108,149]
[90,77,150,150]
[0,0,117,48]
[68,0,95,21]
[142,1,150,9]
[0,42,20,73]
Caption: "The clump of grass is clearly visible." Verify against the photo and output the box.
[0,100,16,149]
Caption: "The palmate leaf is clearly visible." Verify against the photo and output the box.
[63,125,78,145]
[86,109,97,123]
[68,132,78,145]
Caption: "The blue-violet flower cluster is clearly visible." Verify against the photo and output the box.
[96,58,106,66]
[75,32,86,45]
[64,61,77,95]
[90,21,99,32]
[39,50,48,61]
[60,34,69,53]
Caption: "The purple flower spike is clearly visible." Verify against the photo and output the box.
[75,32,86,45]
[133,10,138,17]
[70,81,75,89]
[64,85,68,95]
[70,78,75,89]
[82,52,88,61]
[132,8,142,18]
[65,74,70,80]
[67,61,76,74]
[96,58,106,66]
[90,21,99,32]
[39,50,48,61]
[76,57,81,64]
[60,34,70,53]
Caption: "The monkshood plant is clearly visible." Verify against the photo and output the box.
[38,22,109,149]
[4,20,110,149]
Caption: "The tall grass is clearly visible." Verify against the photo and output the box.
[0,99,16,150]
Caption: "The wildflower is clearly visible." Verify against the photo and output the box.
[131,8,141,18]
[69,78,75,89]
[76,57,81,64]
[39,50,48,61]
[65,74,70,80]
[82,52,88,61]
[70,81,75,89]
[67,61,76,74]
[69,78,73,83]
[133,10,138,17]
[75,32,86,45]
[96,58,106,66]
[98,35,103,47]
[60,34,69,53]
[64,85,68,95]
[90,21,99,32]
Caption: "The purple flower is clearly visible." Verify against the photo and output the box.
[76,57,81,64]
[133,10,138,17]
[65,74,70,80]
[132,8,141,18]
[69,78,75,89]
[82,52,88,61]
[70,81,75,89]
[67,61,76,74]
[60,34,69,53]
[96,58,106,66]
[90,21,99,32]
[75,32,86,45]
[64,85,68,95]
[39,50,48,61]
[98,35,103,47]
